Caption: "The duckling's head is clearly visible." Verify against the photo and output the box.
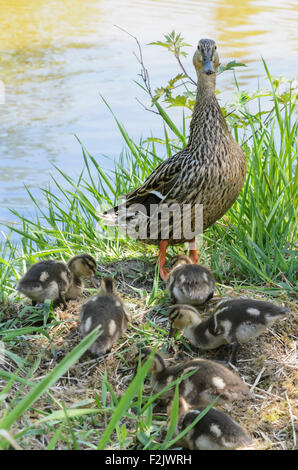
[133,348,166,374]
[169,254,192,270]
[67,254,99,287]
[193,38,219,77]
[98,277,117,295]
[168,304,201,337]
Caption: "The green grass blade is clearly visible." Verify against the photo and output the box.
[0,327,101,449]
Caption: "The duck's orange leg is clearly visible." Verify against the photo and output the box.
[189,237,199,264]
[158,240,170,281]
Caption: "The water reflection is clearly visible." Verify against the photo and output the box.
[214,0,266,56]
[0,0,297,223]
[214,0,298,59]
[0,1,104,49]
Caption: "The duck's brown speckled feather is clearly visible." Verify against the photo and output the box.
[103,39,246,245]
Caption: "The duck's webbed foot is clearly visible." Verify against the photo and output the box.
[158,240,170,281]
[229,341,240,365]
[188,238,198,264]
[59,293,68,311]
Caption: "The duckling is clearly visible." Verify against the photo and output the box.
[167,254,215,305]
[17,254,99,308]
[65,254,99,299]
[169,300,289,363]
[79,277,128,356]
[135,348,250,410]
[176,408,252,450]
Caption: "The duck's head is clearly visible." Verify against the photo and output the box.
[133,348,166,374]
[193,38,219,76]
[98,276,117,295]
[68,254,99,287]
[168,304,202,337]
[169,254,192,270]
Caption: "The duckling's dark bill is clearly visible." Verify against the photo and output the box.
[90,275,100,288]
[168,325,178,338]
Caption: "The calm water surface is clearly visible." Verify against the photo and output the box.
[0,0,297,224]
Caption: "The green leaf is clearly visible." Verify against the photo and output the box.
[218,60,247,74]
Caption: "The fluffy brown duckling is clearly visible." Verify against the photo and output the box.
[134,348,250,411]
[169,299,289,363]
[167,254,215,305]
[176,408,252,450]
[17,254,99,308]
[79,277,128,357]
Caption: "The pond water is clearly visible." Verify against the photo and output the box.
[0,0,297,227]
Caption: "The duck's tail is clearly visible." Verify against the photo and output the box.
[17,281,42,294]
[97,205,119,226]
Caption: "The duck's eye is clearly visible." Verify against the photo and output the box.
[214,46,217,50]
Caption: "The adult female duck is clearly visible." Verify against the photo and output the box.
[101,39,246,280]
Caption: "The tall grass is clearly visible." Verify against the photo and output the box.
[210,63,297,289]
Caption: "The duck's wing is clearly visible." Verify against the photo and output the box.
[125,149,188,206]
[100,149,190,224]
